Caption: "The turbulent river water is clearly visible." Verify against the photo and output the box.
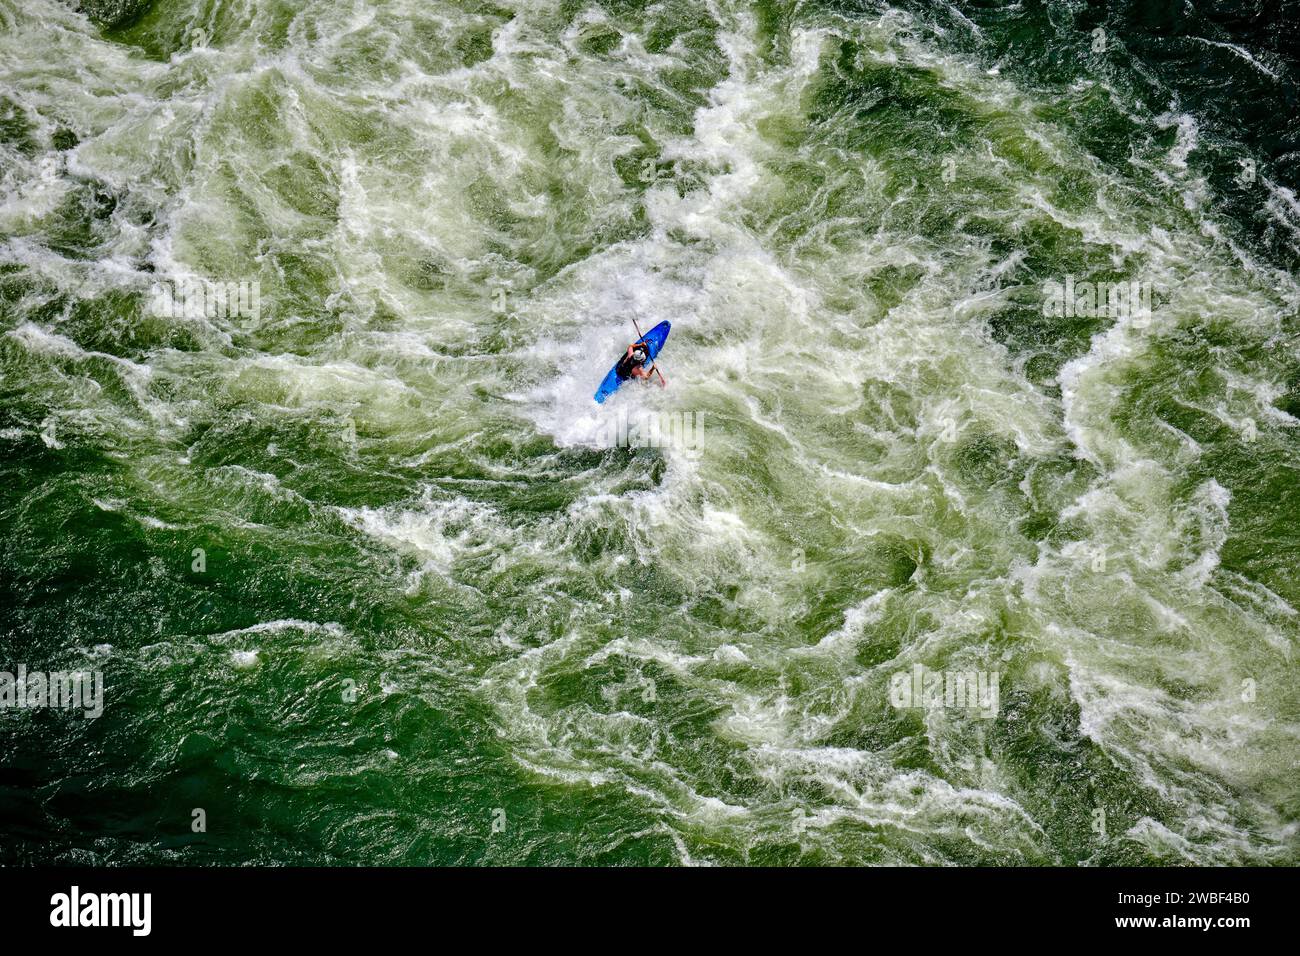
[2,0,1298,865]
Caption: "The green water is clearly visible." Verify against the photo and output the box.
[1,0,1297,865]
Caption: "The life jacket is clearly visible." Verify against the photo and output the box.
[615,345,648,380]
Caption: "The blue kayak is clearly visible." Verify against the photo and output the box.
[593,321,670,403]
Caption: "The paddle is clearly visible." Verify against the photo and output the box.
[631,317,668,387]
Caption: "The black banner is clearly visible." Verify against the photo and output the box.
[0,865,1282,941]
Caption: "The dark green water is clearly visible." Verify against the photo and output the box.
[1,0,1298,864]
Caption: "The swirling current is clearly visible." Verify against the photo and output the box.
[1,0,1298,865]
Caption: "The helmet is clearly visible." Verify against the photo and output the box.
[632,347,647,364]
